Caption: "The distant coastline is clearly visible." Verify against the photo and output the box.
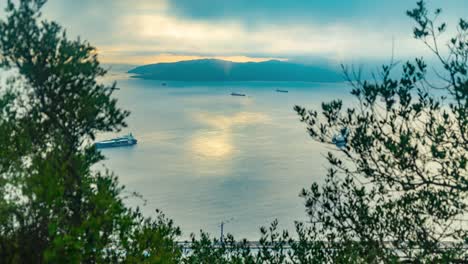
[128,59,342,82]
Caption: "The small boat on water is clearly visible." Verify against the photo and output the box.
[231,92,246,97]
[95,133,138,149]
[276,89,288,93]
[332,128,349,149]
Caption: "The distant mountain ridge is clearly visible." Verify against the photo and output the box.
[128,59,342,82]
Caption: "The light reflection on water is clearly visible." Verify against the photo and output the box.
[191,130,233,158]
[96,76,352,239]
[191,112,270,159]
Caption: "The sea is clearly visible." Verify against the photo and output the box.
[96,71,354,240]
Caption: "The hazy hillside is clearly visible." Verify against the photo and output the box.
[128,59,342,82]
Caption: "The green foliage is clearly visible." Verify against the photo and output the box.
[294,1,468,262]
[0,0,181,263]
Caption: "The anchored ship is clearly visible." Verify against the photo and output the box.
[231,92,246,96]
[95,133,138,149]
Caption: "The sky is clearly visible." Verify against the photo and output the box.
[1,0,468,65]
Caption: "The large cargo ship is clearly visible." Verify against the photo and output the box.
[231,92,246,96]
[95,133,137,149]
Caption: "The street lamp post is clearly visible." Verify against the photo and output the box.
[219,217,234,244]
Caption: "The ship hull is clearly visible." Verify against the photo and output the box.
[95,141,137,149]
[95,134,138,149]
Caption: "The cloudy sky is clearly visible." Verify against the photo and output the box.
[3,0,467,65]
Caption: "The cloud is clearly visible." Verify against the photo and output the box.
[168,0,467,27]
[2,0,467,65]
[110,12,428,63]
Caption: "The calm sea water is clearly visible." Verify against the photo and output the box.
[96,73,353,240]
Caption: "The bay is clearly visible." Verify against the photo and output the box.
[97,73,353,240]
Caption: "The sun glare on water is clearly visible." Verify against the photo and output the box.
[190,112,270,159]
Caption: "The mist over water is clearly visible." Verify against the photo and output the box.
[96,72,353,240]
